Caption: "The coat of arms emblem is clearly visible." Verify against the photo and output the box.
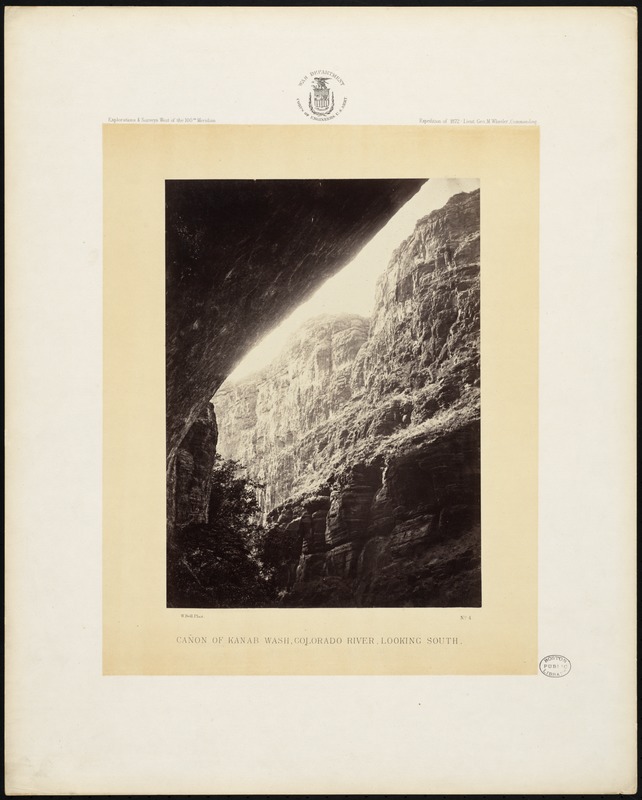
[309,77,335,116]
[297,70,346,120]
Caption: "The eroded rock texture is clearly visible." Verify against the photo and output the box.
[166,179,426,460]
[215,189,481,606]
[165,179,425,542]
[215,313,370,511]
[166,402,218,539]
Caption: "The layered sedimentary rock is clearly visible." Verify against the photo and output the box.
[214,188,481,606]
[215,313,369,511]
[165,178,426,538]
[277,422,481,607]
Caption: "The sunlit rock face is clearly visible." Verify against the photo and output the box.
[214,188,481,606]
[215,313,370,511]
[364,187,481,402]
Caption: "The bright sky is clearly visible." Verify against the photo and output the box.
[224,177,480,383]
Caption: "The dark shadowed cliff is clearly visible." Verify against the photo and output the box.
[165,178,426,546]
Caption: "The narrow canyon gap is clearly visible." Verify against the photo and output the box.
[166,180,481,608]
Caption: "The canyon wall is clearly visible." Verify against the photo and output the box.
[214,188,481,606]
[165,178,425,541]
[166,402,218,538]
[165,179,425,459]
[215,313,370,511]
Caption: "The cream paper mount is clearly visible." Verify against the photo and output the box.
[103,124,539,676]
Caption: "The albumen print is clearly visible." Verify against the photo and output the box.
[166,178,481,609]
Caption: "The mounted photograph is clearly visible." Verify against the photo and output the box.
[166,178,481,609]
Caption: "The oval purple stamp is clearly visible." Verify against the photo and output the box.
[539,654,571,677]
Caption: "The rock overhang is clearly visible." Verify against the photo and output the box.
[166,178,427,457]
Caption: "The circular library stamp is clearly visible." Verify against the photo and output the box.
[539,654,571,678]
